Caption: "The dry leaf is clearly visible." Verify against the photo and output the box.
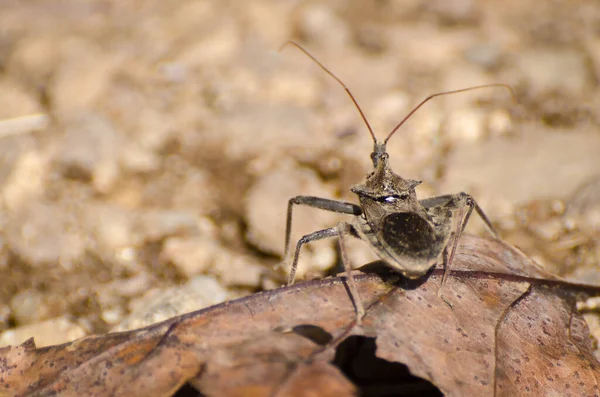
[1,235,599,396]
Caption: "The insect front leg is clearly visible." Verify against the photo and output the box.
[287,226,338,286]
[287,222,365,323]
[336,222,366,322]
[284,196,361,268]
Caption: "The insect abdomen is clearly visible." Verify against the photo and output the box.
[381,212,438,259]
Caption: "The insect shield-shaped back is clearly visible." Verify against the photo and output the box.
[351,149,442,278]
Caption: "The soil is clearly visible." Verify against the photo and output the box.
[0,0,599,347]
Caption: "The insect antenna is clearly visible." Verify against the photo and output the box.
[279,41,377,145]
[384,84,517,144]
[280,41,516,164]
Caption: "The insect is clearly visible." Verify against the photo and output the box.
[280,41,514,320]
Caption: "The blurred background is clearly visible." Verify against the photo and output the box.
[0,0,599,347]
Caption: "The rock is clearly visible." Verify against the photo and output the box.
[427,0,477,24]
[55,112,122,185]
[445,107,487,143]
[0,305,11,332]
[10,290,54,326]
[50,37,121,117]
[162,235,264,287]
[464,43,502,69]
[176,19,239,67]
[244,159,339,256]
[293,3,350,49]
[84,204,137,254]
[161,236,218,278]
[6,36,61,91]
[516,49,593,96]
[112,275,229,332]
[0,316,86,348]
[1,149,47,212]
[220,103,322,160]
[5,202,84,268]
[136,209,198,243]
[120,143,161,174]
[210,251,264,288]
[0,78,43,119]
[441,125,600,223]
[96,273,155,302]
[86,204,198,255]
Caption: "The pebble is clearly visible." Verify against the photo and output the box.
[516,49,592,96]
[1,149,47,212]
[442,126,600,207]
[10,290,54,325]
[221,103,321,160]
[161,236,218,278]
[294,3,350,49]
[0,316,86,348]
[162,236,264,287]
[112,275,229,332]
[244,159,339,256]
[0,78,42,119]
[5,202,80,268]
[464,43,502,69]
[50,37,121,117]
[445,108,487,143]
[55,112,122,183]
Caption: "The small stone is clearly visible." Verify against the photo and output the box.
[120,143,161,174]
[136,210,198,243]
[487,109,513,138]
[244,159,339,256]
[465,43,502,69]
[221,103,321,160]
[10,290,53,325]
[0,305,11,332]
[0,78,43,119]
[162,235,264,287]
[211,251,264,288]
[294,3,350,49]
[1,149,47,212]
[85,204,137,253]
[101,307,126,326]
[55,112,122,182]
[516,49,592,96]
[0,316,86,348]
[6,36,61,90]
[176,21,239,67]
[445,108,487,143]
[5,202,83,268]
[161,236,218,278]
[96,273,154,302]
[441,126,600,206]
[427,0,477,24]
[112,275,229,332]
[50,37,121,116]
[528,218,564,241]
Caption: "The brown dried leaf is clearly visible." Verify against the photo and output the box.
[1,235,599,397]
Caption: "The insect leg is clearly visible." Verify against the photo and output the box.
[284,196,361,266]
[337,222,366,322]
[287,226,338,286]
[441,192,496,286]
[287,221,365,321]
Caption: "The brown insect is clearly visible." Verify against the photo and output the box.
[280,41,515,320]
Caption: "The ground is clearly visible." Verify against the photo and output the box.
[0,0,599,347]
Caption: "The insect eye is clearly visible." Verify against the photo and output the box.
[384,194,409,203]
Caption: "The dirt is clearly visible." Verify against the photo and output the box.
[0,0,598,346]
